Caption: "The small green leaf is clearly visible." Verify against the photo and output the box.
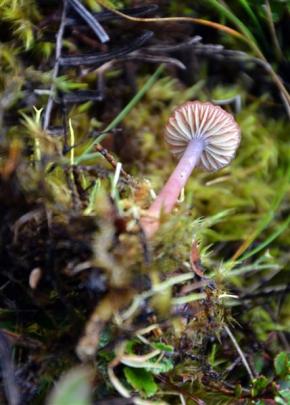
[152,342,174,352]
[234,384,242,398]
[251,375,270,396]
[124,367,157,398]
[275,388,290,405]
[275,397,287,405]
[55,76,88,92]
[47,367,92,405]
[125,339,137,354]
[274,352,289,377]
[40,41,54,59]
[149,357,174,375]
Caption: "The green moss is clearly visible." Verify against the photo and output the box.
[0,1,289,403]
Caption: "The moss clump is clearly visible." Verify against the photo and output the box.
[0,1,289,404]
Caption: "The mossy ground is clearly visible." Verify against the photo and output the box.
[0,1,289,404]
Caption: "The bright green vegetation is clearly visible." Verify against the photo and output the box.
[0,1,289,404]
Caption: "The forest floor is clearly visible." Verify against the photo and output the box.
[0,1,289,404]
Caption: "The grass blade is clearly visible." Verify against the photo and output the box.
[238,0,265,40]
[240,216,290,261]
[207,0,257,46]
[76,64,164,163]
[231,166,290,262]
[97,0,249,43]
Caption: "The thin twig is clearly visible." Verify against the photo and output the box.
[66,4,159,25]
[264,0,282,61]
[224,325,254,381]
[240,284,290,301]
[95,144,132,182]
[68,0,109,43]
[118,52,186,70]
[59,31,153,66]
[147,36,202,52]
[43,1,68,131]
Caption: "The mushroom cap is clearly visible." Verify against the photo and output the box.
[164,101,241,172]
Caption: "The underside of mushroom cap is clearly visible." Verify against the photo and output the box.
[164,101,241,172]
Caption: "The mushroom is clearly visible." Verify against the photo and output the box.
[141,100,241,238]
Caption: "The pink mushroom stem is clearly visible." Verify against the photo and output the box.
[141,138,204,238]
